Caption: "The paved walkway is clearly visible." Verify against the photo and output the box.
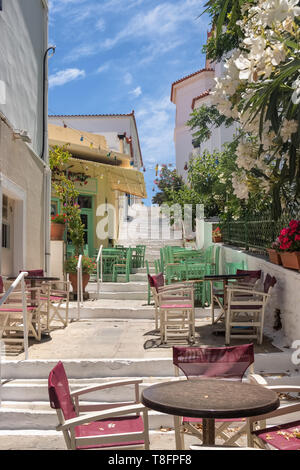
[4,307,281,361]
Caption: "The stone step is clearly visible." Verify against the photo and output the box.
[3,372,299,406]
[90,291,148,301]
[66,302,155,320]
[88,281,148,293]
[0,396,299,432]
[0,429,182,450]
[2,353,296,380]
[0,405,174,431]
[0,377,179,403]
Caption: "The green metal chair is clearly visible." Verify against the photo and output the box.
[154,260,161,275]
[112,247,132,282]
[165,263,187,285]
[225,261,246,275]
[136,245,146,268]
[184,262,206,306]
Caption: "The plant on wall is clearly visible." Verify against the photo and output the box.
[49,145,85,255]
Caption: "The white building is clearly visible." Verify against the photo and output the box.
[0,0,50,276]
[171,53,237,178]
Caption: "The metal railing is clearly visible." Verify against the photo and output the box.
[76,255,83,320]
[96,245,103,298]
[220,213,295,253]
[0,272,29,359]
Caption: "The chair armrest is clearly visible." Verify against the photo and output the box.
[266,385,300,393]
[226,286,270,297]
[248,374,268,386]
[157,287,193,298]
[247,402,300,425]
[57,404,147,431]
[70,379,143,398]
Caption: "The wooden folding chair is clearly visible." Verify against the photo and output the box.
[172,344,258,449]
[48,361,150,450]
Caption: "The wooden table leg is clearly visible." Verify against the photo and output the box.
[202,418,215,446]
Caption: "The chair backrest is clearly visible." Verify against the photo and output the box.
[0,276,3,294]
[236,269,261,281]
[263,273,277,293]
[173,344,254,381]
[48,361,77,420]
[20,269,44,277]
[225,262,245,275]
[147,272,164,292]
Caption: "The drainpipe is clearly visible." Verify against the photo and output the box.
[41,46,56,275]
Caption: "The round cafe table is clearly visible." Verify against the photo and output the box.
[142,379,279,448]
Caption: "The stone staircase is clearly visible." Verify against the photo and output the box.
[0,206,298,450]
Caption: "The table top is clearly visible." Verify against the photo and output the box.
[142,379,279,420]
[7,276,60,281]
[204,273,251,281]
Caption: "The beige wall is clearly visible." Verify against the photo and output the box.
[0,118,45,275]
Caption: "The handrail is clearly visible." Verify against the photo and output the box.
[76,255,83,320]
[0,272,29,359]
[96,245,103,298]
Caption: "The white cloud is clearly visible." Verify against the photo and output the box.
[124,72,133,85]
[96,18,106,32]
[135,95,175,167]
[130,86,142,98]
[96,63,110,74]
[49,68,86,88]
[62,0,207,64]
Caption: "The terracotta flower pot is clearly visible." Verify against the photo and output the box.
[267,249,282,265]
[280,252,300,271]
[213,236,222,243]
[69,272,90,293]
[51,223,65,241]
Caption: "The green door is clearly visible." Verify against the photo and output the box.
[67,195,94,258]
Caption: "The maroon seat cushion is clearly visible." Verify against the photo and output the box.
[253,421,300,450]
[263,273,277,293]
[0,276,3,294]
[75,416,145,450]
[148,273,164,292]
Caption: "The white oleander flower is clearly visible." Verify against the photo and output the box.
[291,76,300,104]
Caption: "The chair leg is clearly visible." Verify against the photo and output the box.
[174,416,184,450]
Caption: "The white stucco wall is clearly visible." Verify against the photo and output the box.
[0,0,48,276]
[194,96,238,157]
[172,71,215,177]
[48,115,143,170]
[0,0,48,157]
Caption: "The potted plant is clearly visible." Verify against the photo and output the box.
[65,255,97,294]
[277,220,300,270]
[212,226,222,243]
[267,239,282,265]
[51,213,67,240]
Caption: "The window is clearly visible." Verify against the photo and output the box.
[2,194,10,248]
[2,223,9,249]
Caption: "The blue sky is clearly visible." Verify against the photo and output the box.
[48,0,210,205]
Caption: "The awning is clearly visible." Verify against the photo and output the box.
[109,165,147,199]
[73,158,147,199]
